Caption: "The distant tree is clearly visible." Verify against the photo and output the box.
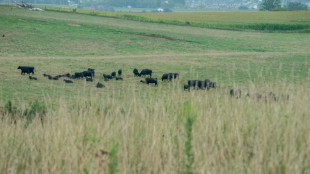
[287,2,308,11]
[260,0,281,11]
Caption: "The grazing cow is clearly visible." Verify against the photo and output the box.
[52,76,59,80]
[115,77,123,80]
[88,68,95,77]
[184,84,190,91]
[209,82,217,89]
[118,69,122,76]
[162,73,179,81]
[82,71,93,78]
[29,76,37,80]
[140,69,152,77]
[58,73,70,78]
[96,82,105,88]
[145,78,158,86]
[133,68,140,77]
[64,79,73,83]
[230,89,242,98]
[43,73,48,77]
[111,71,116,77]
[18,66,35,75]
[74,72,84,79]
[188,80,204,89]
[103,74,113,80]
[86,77,93,82]
[162,74,168,81]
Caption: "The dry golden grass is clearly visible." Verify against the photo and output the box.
[1,81,309,174]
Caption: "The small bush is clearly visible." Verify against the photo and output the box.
[2,100,18,121]
[163,8,172,12]
[288,2,308,11]
[23,100,46,124]
[72,8,77,13]
[238,5,249,10]
[108,141,119,174]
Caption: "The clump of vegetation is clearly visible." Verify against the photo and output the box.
[108,141,119,174]
[182,101,197,174]
[1,100,46,125]
[23,100,46,124]
[260,0,281,11]
[288,2,308,11]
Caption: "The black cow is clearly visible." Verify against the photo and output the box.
[64,79,73,83]
[209,82,217,89]
[184,84,190,91]
[29,76,37,80]
[187,79,211,90]
[162,73,179,81]
[111,71,116,77]
[103,74,113,80]
[96,82,105,88]
[82,71,93,78]
[145,78,158,86]
[52,76,59,80]
[133,68,140,77]
[115,77,123,80]
[140,69,152,77]
[74,72,84,79]
[188,80,204,89]
[162,74,170,81]
[18,66,34,75]
[57,73,70,78]
[88,68,95,77]
[230,89,242,98]
[86,77,93,82]
[118,69,122,76]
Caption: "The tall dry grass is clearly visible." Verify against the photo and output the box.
[0,81,309,174]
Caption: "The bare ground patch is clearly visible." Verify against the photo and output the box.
[130,33,183,42]
[67,23,81,27]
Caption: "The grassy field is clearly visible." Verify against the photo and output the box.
[1,5,310,174]
[38,6,310,31]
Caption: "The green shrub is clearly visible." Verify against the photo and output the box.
[288,2,308,11]
[23,100,46,124]
[108,141,119,174]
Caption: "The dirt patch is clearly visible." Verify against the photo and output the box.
[67,23,81,27]
[130,33,181,41]
[18,19,28,22]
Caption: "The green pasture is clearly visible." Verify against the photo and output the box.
[37,6,310,31]
[1,6,310,174]
[0,5,310,102]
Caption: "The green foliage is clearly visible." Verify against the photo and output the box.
[181,101,197,174]
[260,0,281,11]
[2,100,46,125]
[23,100,47,124]
[238,5,249,10]
[288,2,308,11]
[108,141,119,174]
[163,7,172,12]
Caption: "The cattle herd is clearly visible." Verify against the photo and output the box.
[17,66,288,101]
